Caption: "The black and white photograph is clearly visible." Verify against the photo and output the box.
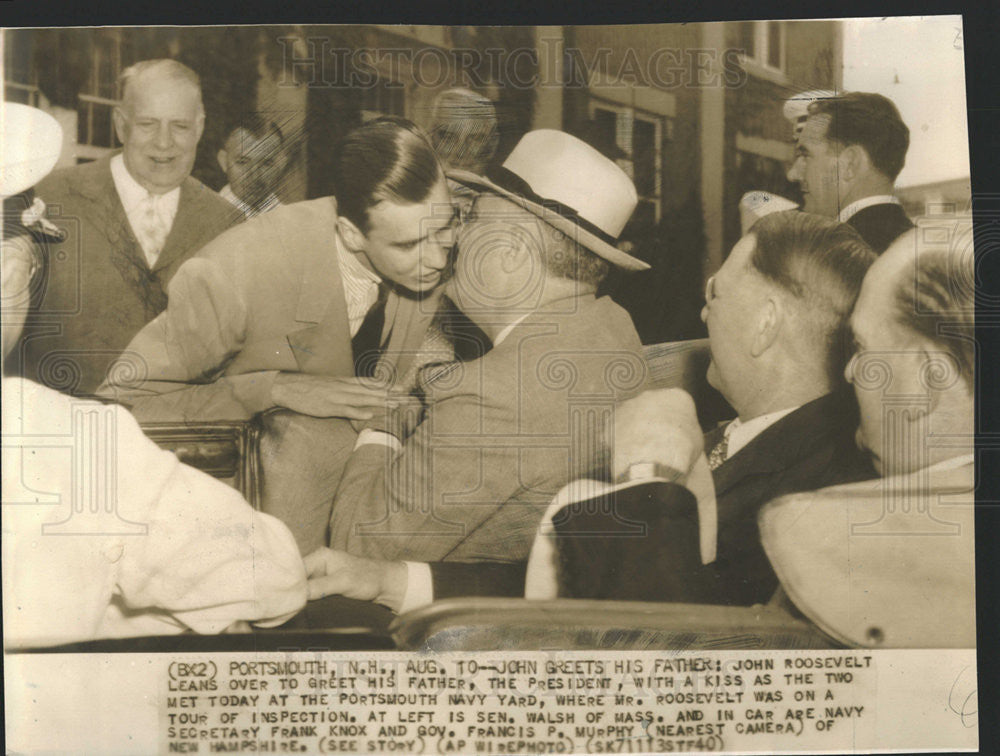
[1,13,986,754]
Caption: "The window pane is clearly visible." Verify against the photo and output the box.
[740,22,756,58]
[95,36,118,99]
[768,22,782,68]
[632,118,657,197]
[4,84,33,105]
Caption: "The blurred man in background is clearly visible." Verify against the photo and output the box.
[786,91,913,253]
[217,114,288,219]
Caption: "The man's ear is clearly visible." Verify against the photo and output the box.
[839,144,867,183]
[750,297,781,357]
[112,107,128,147]
[499,236,529,274]
[194,113,206,145]
[336,215,367,252]
[216,149,229,175]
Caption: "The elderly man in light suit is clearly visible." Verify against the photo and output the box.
[16,59,238,396]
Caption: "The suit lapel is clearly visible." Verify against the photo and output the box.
[76,157,148,273]
[285,212,354,375]
[73,157,172,316]
[153,179,196,273]
[709,393,840,498]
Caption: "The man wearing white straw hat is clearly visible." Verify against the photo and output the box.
[321,130,650,581]
[2,103,306,648]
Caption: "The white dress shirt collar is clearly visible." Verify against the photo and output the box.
[838,194,900,223]
[110,153,180,268]
[334,231,383,337]
[724,405,800,459]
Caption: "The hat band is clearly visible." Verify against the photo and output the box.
[488,166,621,248]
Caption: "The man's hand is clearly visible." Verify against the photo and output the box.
[270,373,388,419]
[303,548,408,613]
[612,388,703,481]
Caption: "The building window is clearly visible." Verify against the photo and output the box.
[76,32,129,160]
[589,102,665,228]
[738,20,785,74]
[3,32,42,106]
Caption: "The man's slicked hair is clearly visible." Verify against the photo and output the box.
[119,59,204,115]
[808,91,910,181]
[332,116,444,234]
[749,210,877,383]
[893,247,974,390]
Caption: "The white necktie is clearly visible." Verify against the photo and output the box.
[135,193,171,267]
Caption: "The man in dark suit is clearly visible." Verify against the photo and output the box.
[307,211,877,611]
[786,91,913,253]
[14,59,237,396]
[529,210,881,606]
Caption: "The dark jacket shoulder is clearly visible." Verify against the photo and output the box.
[847,202,913,254]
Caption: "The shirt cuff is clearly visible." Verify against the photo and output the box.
[398,562,434,614]
[354,428,402,454]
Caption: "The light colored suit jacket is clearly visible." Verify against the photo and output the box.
[760,457,975,648]
[329,295,646,563]
[20,155,237,396]
[99,198,438,421]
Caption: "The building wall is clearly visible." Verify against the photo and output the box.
[721,19,843,257]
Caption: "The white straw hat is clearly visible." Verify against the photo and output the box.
[449,129,649,271]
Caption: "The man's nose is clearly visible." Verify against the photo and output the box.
[786,156,803,183]
[422,238,450,271]
[153,122,174,150]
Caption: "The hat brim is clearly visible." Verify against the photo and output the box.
[447,169,650,272]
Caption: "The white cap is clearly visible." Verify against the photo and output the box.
[739,191,799,235]
[1,102,63,198]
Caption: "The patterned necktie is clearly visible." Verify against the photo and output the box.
[352,283,390,378]
[135,192,170,267]
[707,423,731,471]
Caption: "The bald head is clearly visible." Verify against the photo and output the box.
[120,59,204,116]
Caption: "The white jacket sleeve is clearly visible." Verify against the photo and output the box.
[111,407,307,632]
